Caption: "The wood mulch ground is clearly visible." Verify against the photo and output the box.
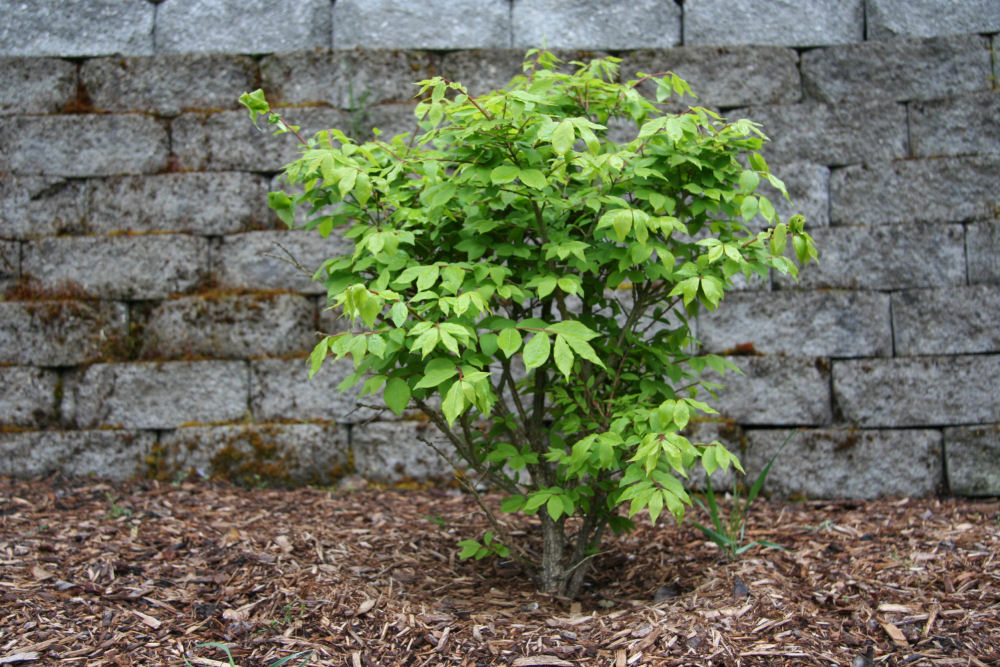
[0,475,997,666]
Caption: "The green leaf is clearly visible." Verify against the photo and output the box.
[523,332,551,369]
[384,377,411,416]
[519,168,547,190]
[500,495,525,513]
[546,495,564,520]
[457,540,481,559]
[490,165,520,184]
[497,328,522,358]
[414,357,459,389]
[552,119,575,154]
[770,222,787,256]
[308,339,329,378]
[441,381,466,426]
[390,301,408,328]
[740,195,759,221]
[739,170,760,194]
[553,335,574,378]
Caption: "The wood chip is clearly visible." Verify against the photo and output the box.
[879,620,908,647]
[0,654,39,665]
[511,656,574,667]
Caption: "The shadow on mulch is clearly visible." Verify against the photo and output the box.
[0,474,997,666]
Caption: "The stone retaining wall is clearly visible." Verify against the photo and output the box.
[1,0,998,497]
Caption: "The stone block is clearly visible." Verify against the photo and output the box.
[21,235,209,300]
[88,173,270,235]
[512,0,681,50]
[944,424,1000,496]
[833,355,1000,427]
[350,419,455,481]
[0,57,77,115]
[261,50,435,108]
[766,161,829,227]
[831,156,1000,225]
[620,46,801,108]
[332,0,510,50]
[0,429,153,479]
[156,0,332,54]
[712,356,832,425]
[0,0,154,57]
[64,360,249,429]
[968,222,1000,284]
[436,50,534,98]
[156,422,349,485]
[250,356,381,423]
[82,54,258,116]
[0,367,59,428]
[0,241,17,289]
[171,108,347,172]
[801,35,992,104]
[866,0,1000,39]
[773,223,966,290]
[0,175,88,238]
[0,115,168,177]
[910,92,1000,157]
[734,102,908,166]
[684,0,863,47]
[892,286,1000,356]
[698,290,891,358]
[363,104,422,143]
[143,292,317,360]
[744,428,943,498]
[0,300,128,366]
[212,230,351,295]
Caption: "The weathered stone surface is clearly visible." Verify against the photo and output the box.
[157,422,349,484]
[250,357,380,424]
[684,0,863,47]
[0,366,59,427]
[512,0,680,49]
[0,57,77,115]
[833,355,1000,426]
[143,292,317,360]
[801,35,992,104]
[64,361,249,429]
[866,0,1000,39]
[712,356,832,425]
[0,175,88,238]
[744,428,943,498]
[910,92,1000,157]
[21,235,208,299]
[261,50,435,108]
[968,222,1000,284]
[0,0,154,57]
[0,429,152,478]
[0,241,17,290]
[945,424,1000,496]
[362,104,421,142]
[212,230,351,295]
[831,156,1000,225]
[82,54,258,116]
[436,50,534,98]
[621,46,800,108]
[333,0,510,50]
[172,108,347,172]
[0,114,168,176]
[698,290,891,358]
[88,173,270,235]
[773,223,966,290]
[156,0,331,54]
[766,161,829,227]
[892,286,1000,356]
[734,102,908,166]
[351,420,455,481]
[0,300,128,366]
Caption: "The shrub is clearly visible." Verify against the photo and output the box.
[240,50,816,598]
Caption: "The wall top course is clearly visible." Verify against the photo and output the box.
[866,0,1000,40]
[511,0,681,50]
[333,0,511,50]
[0,0,154,57]
[684,0,864,47]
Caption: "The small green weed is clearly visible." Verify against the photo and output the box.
[104,492,132,519]
[183,642,312,667]
[689,431,796,560]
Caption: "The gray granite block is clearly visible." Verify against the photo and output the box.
[350,419,455,481]
[0,300,128,366]
[833,355,1000,427]
[892,286,1000,356]
[0,240,17,287]
[684,0,864,47]
[866,0,1000,39]
[21,235,208,300]
[910,92,1000,158]
[82,54,258,116]
[773,223,966,290]
[512,0,681,50]
[765,161,829,228]
[156,0,332,54]
[143,292,317,360]
[712,355,832,425]
[0,175,88,239]
[65,360,249,429]
[211,230,352,295]
[0,366,60,427]
[250,356,381,424]
[0,429,153,479]
[698,290,892,358]
[944,424,1000,496]
[0,57,77,115]
[830,156,1000,225]
[332,0,510,50]
[0,0,154,57]
[968,222,1000,284]
[744,428,943,498]
[801,35,992,103]
[0,114,169,176]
